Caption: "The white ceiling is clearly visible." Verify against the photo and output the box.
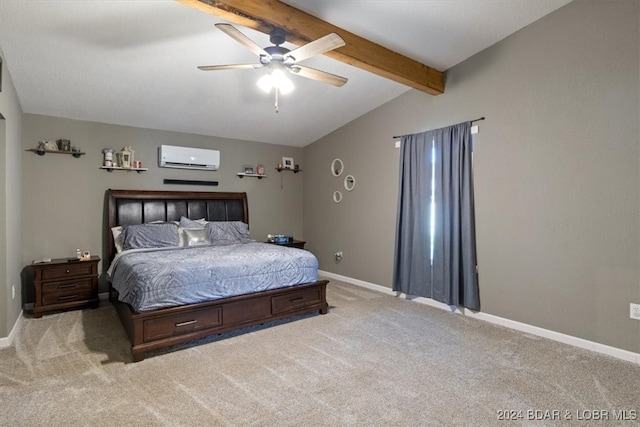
[0,0,572,147]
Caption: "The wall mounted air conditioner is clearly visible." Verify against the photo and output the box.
[159,145,220,171]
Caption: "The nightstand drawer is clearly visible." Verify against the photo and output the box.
[41,278,93,305]
[271,287,322,314]
[41,262,94,280]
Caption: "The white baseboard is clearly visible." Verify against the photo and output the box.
[0,293,110,349]
[0,310,24,349]
[319,270,640,365]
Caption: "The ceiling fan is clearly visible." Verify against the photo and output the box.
[198,23,348,112]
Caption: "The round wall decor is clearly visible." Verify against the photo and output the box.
[331,158,344,177]
[344,175,355,191]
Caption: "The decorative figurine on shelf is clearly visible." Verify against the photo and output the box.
[102,148,114,167]
[257,164,265,175]
[43,140,58,151]
[58,139,71,151]
[116,146,134,168]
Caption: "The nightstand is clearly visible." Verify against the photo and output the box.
[265,240,306,249]
[30,256,100,318]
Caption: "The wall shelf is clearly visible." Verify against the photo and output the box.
[276,168,302,173]
[237,172,267,179]
[26,149,85,158]
[100,166,148,173]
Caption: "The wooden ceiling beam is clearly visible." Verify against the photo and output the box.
[177,0,444,95]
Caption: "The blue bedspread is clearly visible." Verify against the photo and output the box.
[108,242,319,312]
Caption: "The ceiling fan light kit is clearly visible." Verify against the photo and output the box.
[256,68,294,94]
[199,23,347,113]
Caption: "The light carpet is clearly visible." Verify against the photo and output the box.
[1,279,639,426]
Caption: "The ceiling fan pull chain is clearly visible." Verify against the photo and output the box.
[275,87,280,113]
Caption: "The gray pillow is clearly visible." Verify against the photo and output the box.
[123,223,179,250]
[207,221,253,245]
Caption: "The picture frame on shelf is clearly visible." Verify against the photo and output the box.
[282,157,294,169]
[243,165,254,174]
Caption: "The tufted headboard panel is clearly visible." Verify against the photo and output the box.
[106,189,248,262]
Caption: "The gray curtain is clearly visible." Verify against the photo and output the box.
[393,121,479,310]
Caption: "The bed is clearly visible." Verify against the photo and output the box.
[106,189,328,362]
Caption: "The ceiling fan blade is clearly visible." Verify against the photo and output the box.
[285,33,345,63]
[289,65,348,87]
[215,23,269,57]
[198,63,263,71]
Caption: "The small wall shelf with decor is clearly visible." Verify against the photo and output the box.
[100,146,147,172]
[26,149,85,158]
[237,172,267,179]
[100,166,148,173]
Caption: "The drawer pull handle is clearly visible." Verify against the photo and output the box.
[175,320,197,327]
[66,269,70,274]
[58,283,77,289]
[57,294,79,301]
[290,297,305,303]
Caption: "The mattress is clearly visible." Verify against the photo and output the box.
[107,242,319,312]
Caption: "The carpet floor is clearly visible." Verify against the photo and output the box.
[1,279,639,426]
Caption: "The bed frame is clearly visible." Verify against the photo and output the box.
[106,189,328,362]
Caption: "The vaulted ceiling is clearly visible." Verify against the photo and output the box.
[0,0,572,147]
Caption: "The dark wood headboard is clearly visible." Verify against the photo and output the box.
[106,189,248,262]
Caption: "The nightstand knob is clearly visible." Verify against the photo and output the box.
[66,269,70,273]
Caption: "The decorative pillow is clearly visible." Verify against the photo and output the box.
[111,226,125,253]
[207,221,253,245]
[183,228,210,246]
[122,223,179,250]
[179,217,206,229]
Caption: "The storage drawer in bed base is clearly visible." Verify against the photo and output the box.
[112,280,329,362]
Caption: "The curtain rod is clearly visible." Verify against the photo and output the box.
[392,117,485,139]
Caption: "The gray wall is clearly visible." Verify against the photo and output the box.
[21,114,305,296]
[0,52,24,338]
[304,0,640,353]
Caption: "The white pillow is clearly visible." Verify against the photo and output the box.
[183,228,210,246]
[111,226,124,253]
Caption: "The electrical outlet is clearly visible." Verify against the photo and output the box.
[12,285,15,299]
[630,303,640,320]
[334,251,343,263]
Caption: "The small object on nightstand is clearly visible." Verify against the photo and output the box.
[274,235,289,243]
